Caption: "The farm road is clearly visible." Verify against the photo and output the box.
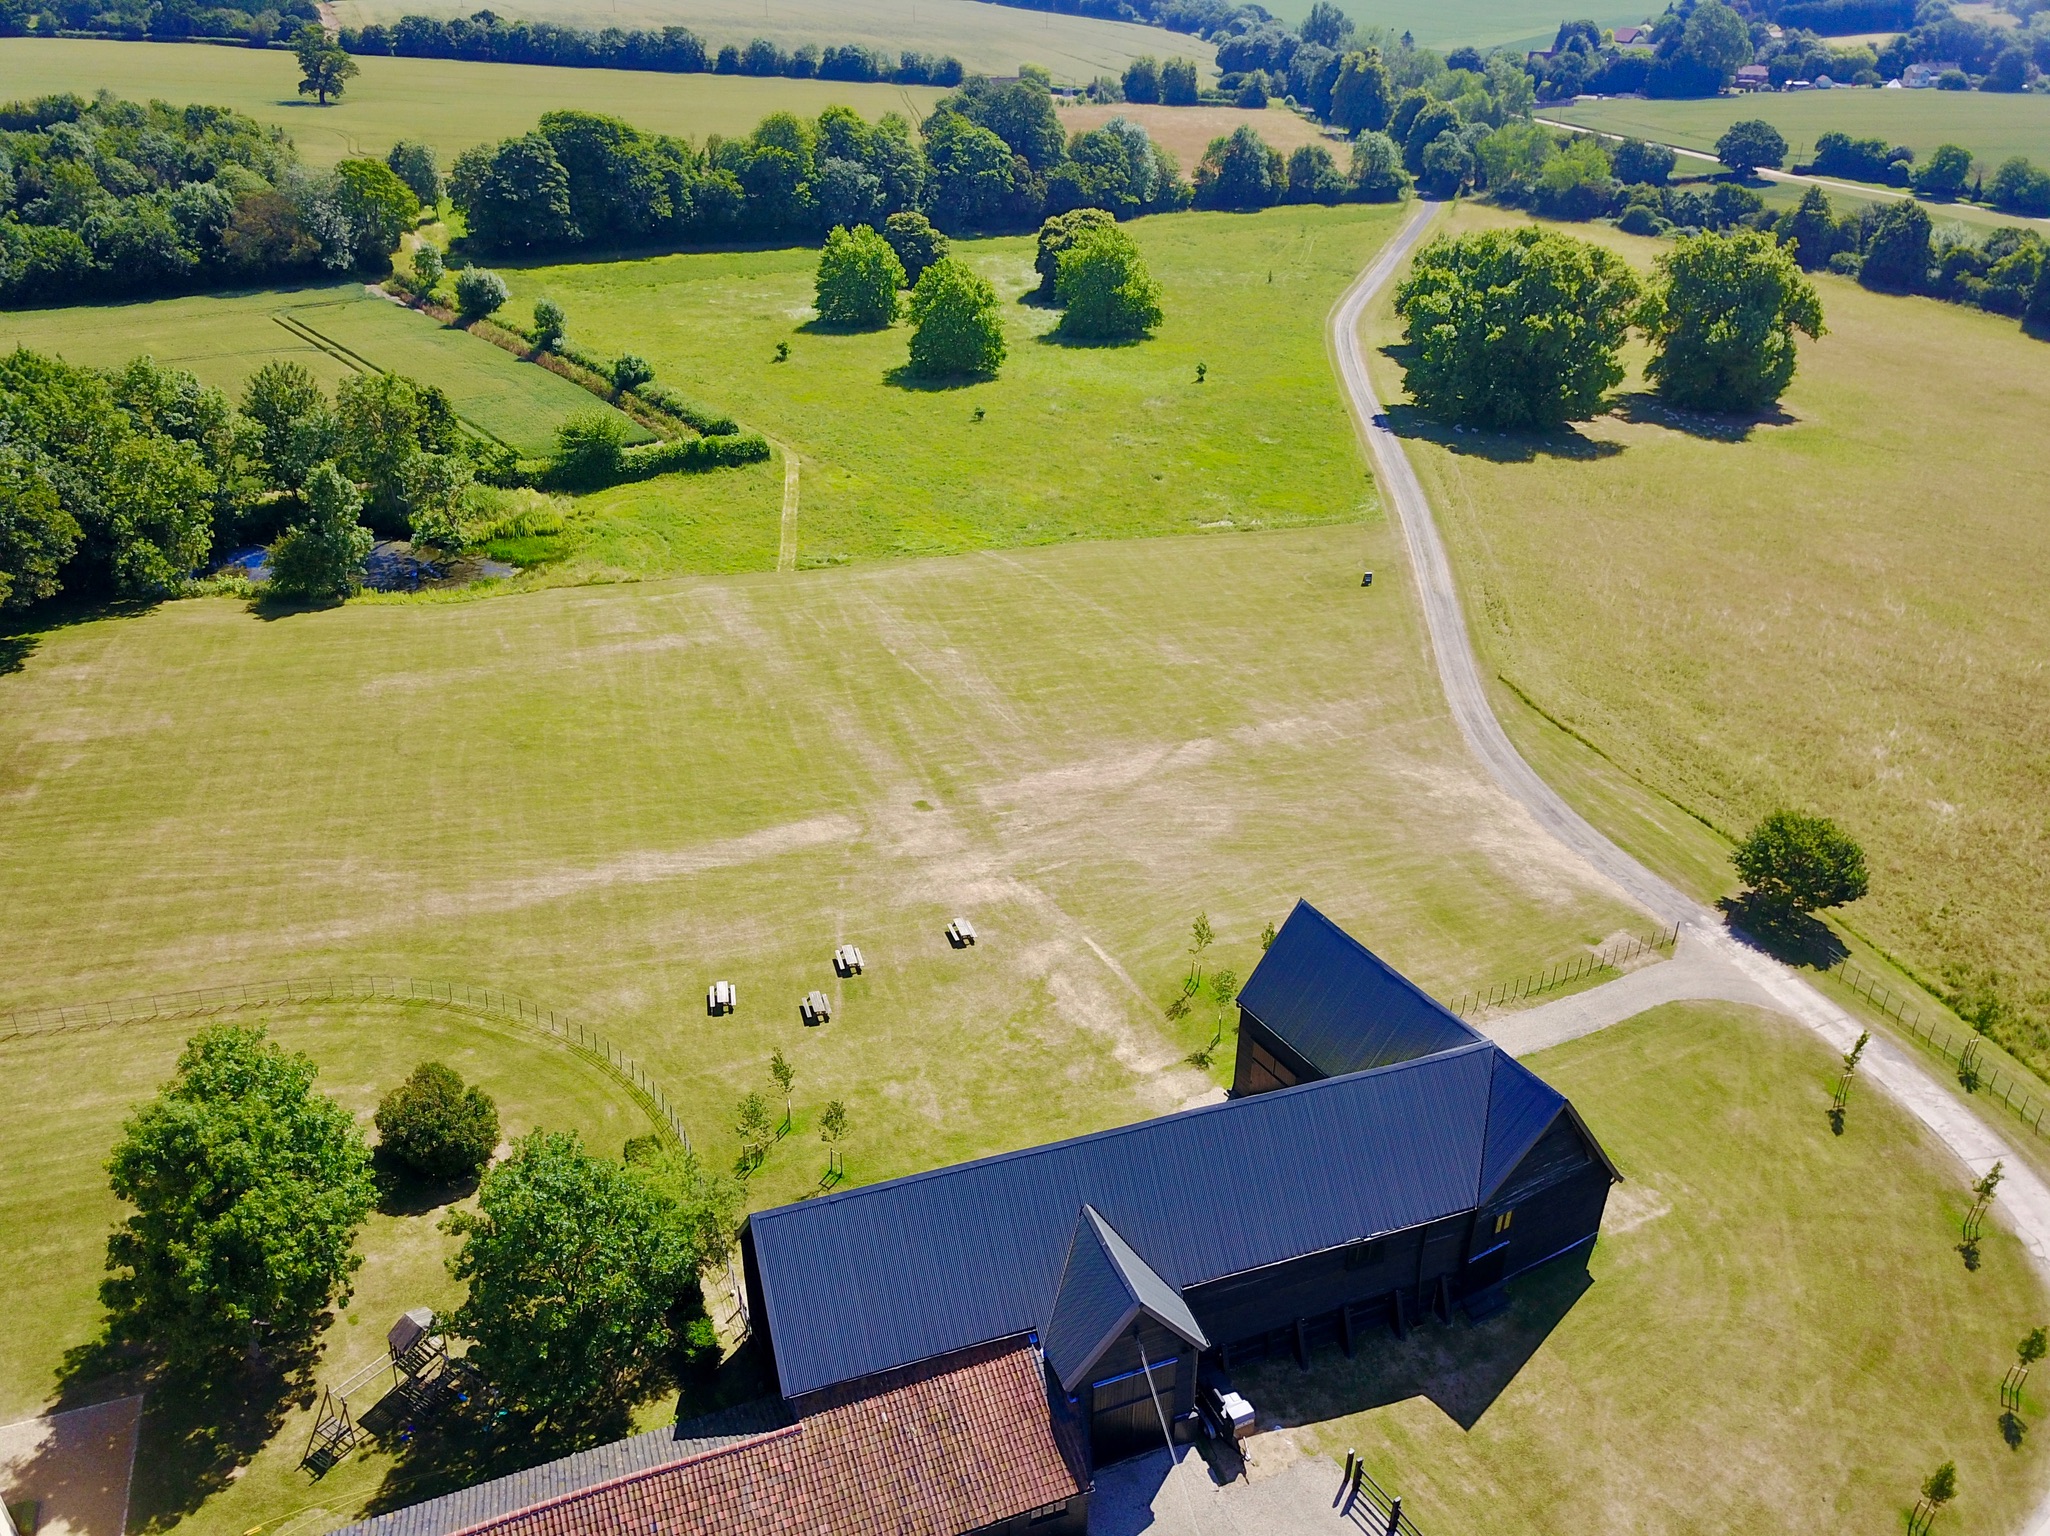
[1335,201,2050,1536]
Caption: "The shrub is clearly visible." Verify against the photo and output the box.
[1393,226,1640,429]
[814,224,905,328]
[532,297,566,350]
[906,258,1005,378]
[619,434,773,476]
[1617,203,1664,235]
[1055,225,1165,340]
[1640,230,1825,413]
[1531,136,1612,220]
[410,242,445,298]
[268,462,372,600]
[1733,808,1869,915]
[610,353,655,395]
[551,411,628,486]
[881,211,948,285]
[1715,119,1788,177]
[375,1062,500,1181]
[455,266,510,321]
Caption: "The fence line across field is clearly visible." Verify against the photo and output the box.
[1834,960,2050,1138]
[1452,925,1680,1019]
[0,976,691,1152]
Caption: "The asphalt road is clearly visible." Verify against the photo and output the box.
[1332,203,2050,1536]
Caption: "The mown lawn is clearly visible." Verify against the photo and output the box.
[502,203,1408,573]
[1361,200,2050,1080]
[1247,1001,2050,1536]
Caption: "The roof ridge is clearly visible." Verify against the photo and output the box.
[440,1424,803,1536]
[1281,900,1482,1039]
[750,1040,1501,1231]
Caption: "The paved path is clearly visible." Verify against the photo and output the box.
[1332,198,2050,1536]
[1092,1445,1362,1536]
[1480,936,1778,1058]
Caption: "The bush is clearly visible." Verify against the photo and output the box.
[551,411,628,486]
[1990,157,2050,218]
[1531,136,1612,220]
[1283,144,1349,205]
[881,211,948,285]
[610,353,655,394]
[814,224,905,328]
[1617,203,1664,235]
[532,297,566,350]
[1348,132,1411,202]
[906,258,1006,378]
[410,243,446,298]
[1733,808,1869,915]
[1393,226,1640,429]
[374,1062,500,1182]
[1640,230,1825,413]
[268,463,372,600]
[455,266,511,321]
[1910,143,1973,199]
[1055,225,1165,340]
[619,434,772,476]
[1715,119,1788,177]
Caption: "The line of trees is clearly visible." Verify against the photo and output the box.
[0,91,416,306]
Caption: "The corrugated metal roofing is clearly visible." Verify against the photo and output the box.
[1236,900,1482,1077]
[1480,1051,1573,1203]
[750,1040,1562,1399]
[325,1399,793,1536]
[1042,1206,1207,1393]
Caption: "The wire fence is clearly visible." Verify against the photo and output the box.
[1833,962,2050,1138]
[0,976,691,1151]
[1451,925,1680,1019]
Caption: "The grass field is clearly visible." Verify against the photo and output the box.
[495,204,1406,570]
[1362,200,2050,1077]
[0,39,945,168]
[1247,1001,2050,1536]
[326,0,1212,83]
[0,283,644,456]
[1551,89,2050,173]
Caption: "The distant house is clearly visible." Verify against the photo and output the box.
[339,901,1618,1536]
[1612,25,1648,45]
[1901,61,1960,87]
[1735,64,1772,89]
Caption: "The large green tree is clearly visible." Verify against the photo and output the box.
[1733,809,1869,916]
[1055,225,1164,340]
[814,224,905,329]
[0,447,80,611]
[1393,227,1641,428]
[881,211,948,285]
[375,1063,500,1182]
[1033,208,1117,298]
[241,362,337,493]
[1194,126,1286,210]
[444,1131,720,1438]
[1640,230,1824,413]
[1860,199,1932,292]
[268,462,371,600]
[292,24,359,105]
[1329,49,1395,134]
[333,159,420,269]
[102,1024,374,1376]
[906,257,1006,378]
[1715,119,1787,177]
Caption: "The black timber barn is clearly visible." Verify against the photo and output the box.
[740,899,1619,1475]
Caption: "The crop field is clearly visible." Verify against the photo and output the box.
[500,203,1405,572]
[1054,99,1339,173]
[1249,1001,2050,1536]
[0,283,644,455]
[1263,0,1649,51]
[1362,200,2050,1078]
[326,0,1211,83]
[0,39,945,168]
[1550,90,2050,174]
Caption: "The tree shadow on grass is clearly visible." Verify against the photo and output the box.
[249,592,347,623]
[1718,894,1849,971]
[1612,391,1796,442]
[1033,328,1147,350]
[372,1153,478,1218]
[1379,402,1623,463]
[51,1326,326,1533]
[0,632,37,676]
[881,364,995,392]
[1234,1253,1594,1434]
[793,317,895,337]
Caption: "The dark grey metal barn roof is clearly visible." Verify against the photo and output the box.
[748,1038,1574,1400]
[325,1398,791,1536]
[1237,900,1482,1077]
[1042,1205,1208,1394]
